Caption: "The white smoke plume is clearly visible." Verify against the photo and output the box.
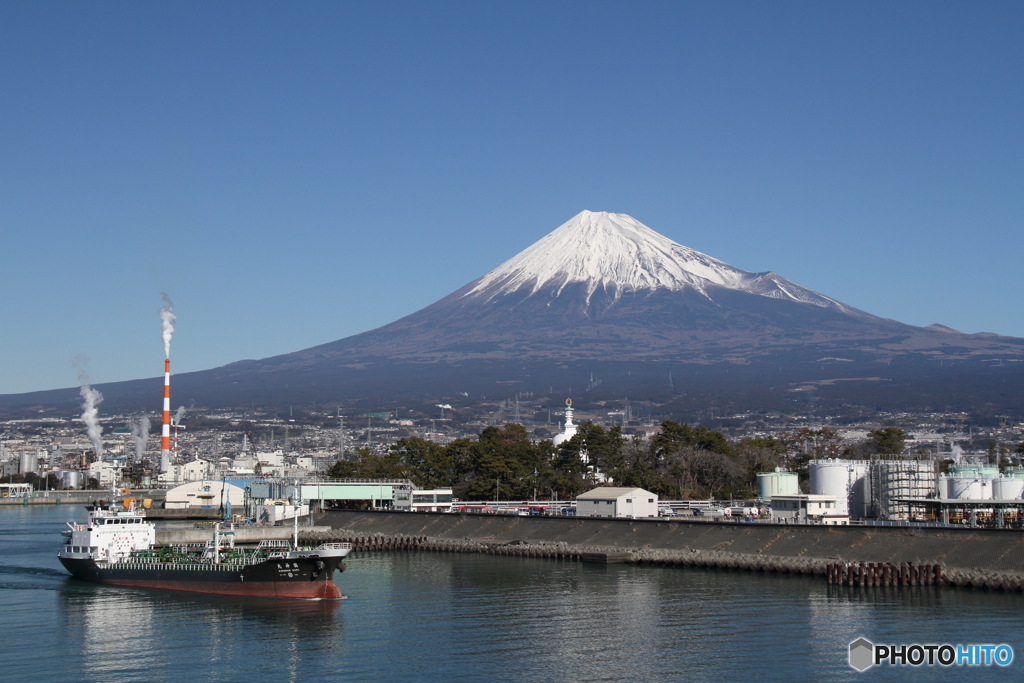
[130,415,150,462]
[173,405,187,424]
[159,293,176,359]
[76,365,104,460]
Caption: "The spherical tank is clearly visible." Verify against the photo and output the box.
[992,477,1024,500]
[809,461,851,515]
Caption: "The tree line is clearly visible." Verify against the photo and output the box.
[325,421,966,501]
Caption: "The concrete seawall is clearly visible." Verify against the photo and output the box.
[155,525,333,545]
[0,490,167,507]
[313,510,1024,591]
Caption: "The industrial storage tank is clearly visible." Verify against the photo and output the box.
[868,460,939,520]
[937,475,951,499]
[809,460,869,516]
[756,468,799,500]
[1003,466,1024,479]
[948,477,990,500]
[949,466,1000,479]
[18,450,38,475]
[57,470,83,489]
[992,477,1024,500]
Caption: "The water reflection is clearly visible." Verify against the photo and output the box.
[7,505,1024,683]
[57,580,342,683]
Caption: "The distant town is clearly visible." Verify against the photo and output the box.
[3,396,1023,521]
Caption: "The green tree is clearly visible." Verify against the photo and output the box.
[465,424,545,500]
[391,437,454,489]
[325,447,405,480]
[652,420,732,457]
[869,427,906,456]
[556,422,625,487]
[740,436,786,456]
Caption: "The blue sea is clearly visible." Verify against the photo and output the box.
[2,505,1020,682]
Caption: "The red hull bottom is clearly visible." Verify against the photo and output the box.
[92,578,342,599]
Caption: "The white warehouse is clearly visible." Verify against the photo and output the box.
[576,487,658,519]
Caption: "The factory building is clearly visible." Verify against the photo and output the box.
[808,458,938,520]
[164,480,247,509]
[770,494,843,523]
[805,458,1024,525]
[393,488,454,512]
[576,487,658,519]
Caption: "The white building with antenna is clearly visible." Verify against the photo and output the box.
[552,399,577,446]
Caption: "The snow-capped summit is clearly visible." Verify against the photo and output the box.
[8,209,1024,417]
[465,211,846,310]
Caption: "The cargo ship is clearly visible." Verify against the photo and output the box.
[58,504,350,599]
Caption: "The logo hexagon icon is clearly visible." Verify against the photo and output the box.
[849,637,874,672]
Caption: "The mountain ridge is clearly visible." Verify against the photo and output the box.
[3,210,1024,415]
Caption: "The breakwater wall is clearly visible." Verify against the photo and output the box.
[0,490,167,507]
[155,526,333,545]
[313,510,1024,592]
[0,496,94,506]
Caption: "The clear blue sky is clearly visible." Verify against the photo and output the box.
[1,1,1021,395]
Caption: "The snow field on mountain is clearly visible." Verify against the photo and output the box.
[465,210,844,310]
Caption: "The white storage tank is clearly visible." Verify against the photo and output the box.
[810,460,863,516]
[1004,466,1024,479]
[948,477,990,500]
[949,466,999,479]
[992,477,1024,500]
[847,461,870,518]
[756,468,799,500]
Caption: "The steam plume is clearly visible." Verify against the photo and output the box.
[76,364,104,460]
[130,415,150,462]
[159,293,176,359]
[173,405,187,424]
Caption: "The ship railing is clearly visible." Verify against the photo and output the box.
[317,542,352,550]
[113,557,255,571]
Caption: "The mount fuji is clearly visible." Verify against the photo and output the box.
[4,211,1024,415]
[275,210,1015,365]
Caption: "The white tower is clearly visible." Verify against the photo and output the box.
[552,399,578,446]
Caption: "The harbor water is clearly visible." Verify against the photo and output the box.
[2,505,1021,682]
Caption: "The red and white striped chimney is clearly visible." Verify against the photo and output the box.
[160,358,171,472]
